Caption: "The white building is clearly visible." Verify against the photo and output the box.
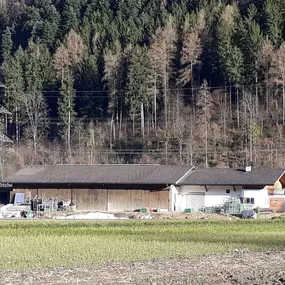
[171,167,285,212]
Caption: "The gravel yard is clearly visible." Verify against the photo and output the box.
[1,251,284,285]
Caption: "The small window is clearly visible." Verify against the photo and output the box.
[226,189,230,194]
[240,197,254,204]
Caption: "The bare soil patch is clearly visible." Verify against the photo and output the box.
[115,211,284,220]
[1,251,284,285]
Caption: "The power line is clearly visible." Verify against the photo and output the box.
[2,83,280,98]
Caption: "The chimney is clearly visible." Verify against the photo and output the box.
[245,166,252,172]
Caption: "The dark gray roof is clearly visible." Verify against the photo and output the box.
[4,164,193,185]
[179,168,285,186]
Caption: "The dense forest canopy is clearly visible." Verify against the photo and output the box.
[0,0,285,174]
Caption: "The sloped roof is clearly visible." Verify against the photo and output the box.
[179,168,285,186]
[4,164,193,185]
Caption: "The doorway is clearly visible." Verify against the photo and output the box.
[186,192,205,211]
[0,191,10,205]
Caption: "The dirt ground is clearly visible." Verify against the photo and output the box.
[48,210,283,220]
[1,251,284,285]
[114,211,283,220]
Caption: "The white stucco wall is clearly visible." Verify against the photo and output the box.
[169,185,179,211]
[242,188,269,208]
[176,185,268,212]
[176,185,205,211]
[205,186,242,207]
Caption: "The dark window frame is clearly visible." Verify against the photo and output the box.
[240,197,254,204]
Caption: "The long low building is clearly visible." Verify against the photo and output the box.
[3,165,285,212]
[3,164,193,211]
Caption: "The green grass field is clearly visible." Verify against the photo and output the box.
[0,219,285,270]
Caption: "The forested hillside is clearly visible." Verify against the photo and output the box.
[0,0,285,174]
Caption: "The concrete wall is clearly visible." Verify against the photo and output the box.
[242,188,269,208]
[11,187,169,211]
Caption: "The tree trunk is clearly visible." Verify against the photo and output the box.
[67,97,71,158]
[141,103,144,139]
[0,140,3,181]
[255,62,259,118]
[33,130,37,159]
[15,105,19,149]
[250,110,253,164]
[205,122,208,168]
[109,116,114,150]
[179,141,182,165]
[165,141,168,165]
[132,115,135,136]
[236,87,239,128]
[119,106,123,139]
[283,84,285,126]
[223,87,227,143]
[229,84,232,120]
[191,62,195,115]
[154,68,157,134]
[164,68,168,129]
[190,118,193,165]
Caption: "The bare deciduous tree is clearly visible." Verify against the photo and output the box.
[149,16,177,129]
[178,9,205,88]
[53,29,85,159]
[21,92,49,157]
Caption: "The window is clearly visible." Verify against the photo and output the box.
[226,189,230,194]
[240,197,254,204]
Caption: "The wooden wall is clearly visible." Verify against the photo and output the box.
[279,174,285,188]
[11,188,37,202]
[106,190,168,211]
[11,187,169,211]
[74,189,107,211]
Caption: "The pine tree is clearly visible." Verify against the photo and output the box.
[1,47,25,145]
[257,37,274,111]
[58,73,76,156]
[196,79,214,167]
[1,26,12,62]
[22,1,60,48]
[125,45,152,138]
[38,0,61,47]
[103,45,123,122]
[62,3,80,35]
[217,4,244,86]
[270,42,285,125]
[264,0,284,46]
[240,8,263,84]
[75,54,104,118]
[24,41,50,92]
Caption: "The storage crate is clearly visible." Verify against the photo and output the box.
[184,208,195,213]
[140,207,150,214]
